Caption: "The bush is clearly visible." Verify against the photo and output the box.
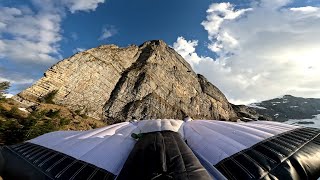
[30,110,47,119]
[74,109,81,115]
[45,109,60,118]
[90,123,98,129]
[0,107,63,144]
[59,118,71,126]
[80,113,88,119]
[26,119,58,140]
[0,119,25,145]
[0,81,10,101]
[7,107,21,118]
[39,90,58,104]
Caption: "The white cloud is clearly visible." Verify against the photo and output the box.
[0,7,61,64]
[62,0,105,13]
[4,94,14,98]
[0,67,37,94]
[0,0,107,93]
[173,37,202,68]
[0,76,34,85]
[0,0,107,64]
[290,6,320,13]
[201,3,251,55]
[99,25,117,40]
[30,0,105,13]
[174,1,320,104]
[70,32,78,40]
[259,0,292,9]
[72,47,86,54]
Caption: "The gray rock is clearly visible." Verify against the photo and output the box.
[14,40,250,124]
[231,104,272,121]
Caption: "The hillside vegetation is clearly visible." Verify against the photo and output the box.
[0,82,106,145]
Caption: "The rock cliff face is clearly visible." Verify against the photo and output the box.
[15,40,244,123]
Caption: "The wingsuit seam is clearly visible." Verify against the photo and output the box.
[169,132,188,179]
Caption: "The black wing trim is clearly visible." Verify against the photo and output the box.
[0,142,116,180]
[215,127,320,180]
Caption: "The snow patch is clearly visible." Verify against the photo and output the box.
[247,103,267,109]
[3,94,14,98]
[271,102,281,106]
[290,106,299,108]
[18,108,29,113]
[284,114,320,129]
[271,102,281,104]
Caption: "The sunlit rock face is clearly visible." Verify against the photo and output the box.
[14,40,242,123]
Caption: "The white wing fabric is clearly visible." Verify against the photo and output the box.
[184,120,299,165]
[28,119,183,175]
[28,119,300,174]
[28,122,135,175]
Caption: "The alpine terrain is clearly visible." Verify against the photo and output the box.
[13,40,265,124]
[249,95,320,127]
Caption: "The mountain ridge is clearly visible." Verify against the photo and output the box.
[249,94,320,122]
[13,40,265,124]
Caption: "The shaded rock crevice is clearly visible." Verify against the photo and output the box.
[103,43,154,117]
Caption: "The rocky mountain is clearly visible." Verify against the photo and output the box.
[249,95,320,122]
[13,40,262,124]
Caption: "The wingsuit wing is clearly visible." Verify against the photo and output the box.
[1,119,320,180]
[184,120,320,179]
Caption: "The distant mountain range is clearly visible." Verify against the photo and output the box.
[249,95,320,122]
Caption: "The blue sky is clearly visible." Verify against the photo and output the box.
[1,0,320,104]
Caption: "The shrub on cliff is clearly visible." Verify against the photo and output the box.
[39,90,58,104]
[0,81,10,101]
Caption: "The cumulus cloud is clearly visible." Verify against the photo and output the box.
[201,2,252,55]
[0,7,61,64]
[99,25,117,40]
[0,0,107,93]
[173,37,202,68]
[174,1,320,104]
[0,65,37,94]
[0,0,107,64]
[62,0,105,13]
[290,6,320,13]
[0,76,34,85]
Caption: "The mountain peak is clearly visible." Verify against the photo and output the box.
[13,40,259,123]
[139,39,167,47]
[282,94,294,98]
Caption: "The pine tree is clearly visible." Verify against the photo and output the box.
[0,81,10,100]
